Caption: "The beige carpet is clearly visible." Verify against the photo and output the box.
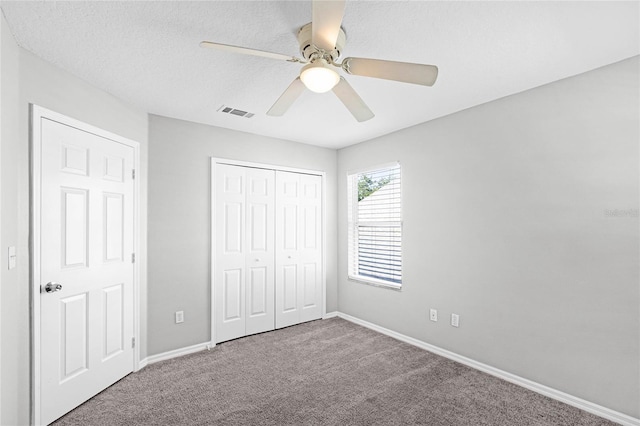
[53,318,615,425]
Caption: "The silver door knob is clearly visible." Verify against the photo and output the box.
[254,258,260,262]
[44,282,62,293]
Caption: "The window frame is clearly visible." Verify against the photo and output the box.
[347,162,403,290]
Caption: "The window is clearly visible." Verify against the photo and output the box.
[347,163,402,288]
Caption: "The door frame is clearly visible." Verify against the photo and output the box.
[210,157,327,345]
[30,105,142,425]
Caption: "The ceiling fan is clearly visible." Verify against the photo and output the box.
[200,0,438,122]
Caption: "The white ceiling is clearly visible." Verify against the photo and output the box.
[1,1,638,149]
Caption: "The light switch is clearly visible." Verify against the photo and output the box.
[8,246,16,270]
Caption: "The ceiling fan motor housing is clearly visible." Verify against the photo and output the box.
[297,22,346,63]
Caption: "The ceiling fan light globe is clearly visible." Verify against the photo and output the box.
[300,60,340,93]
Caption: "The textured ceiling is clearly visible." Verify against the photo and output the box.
[1,1,638,149]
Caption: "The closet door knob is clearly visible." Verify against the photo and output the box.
[254,258,260,262]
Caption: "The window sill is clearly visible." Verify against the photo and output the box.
[348,276,402,291]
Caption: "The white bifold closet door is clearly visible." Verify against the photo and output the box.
[275,171,323,328]
[214,165,276,343]
[214,163,322,343]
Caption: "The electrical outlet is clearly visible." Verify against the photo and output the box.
[429,309,438,322]
[451,313,460,328]
[175,311,184,324]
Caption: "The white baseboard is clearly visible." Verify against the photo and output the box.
[137,358,148,370]
[133,315,638,426]
[141,315,342,368]
[140,341,214,367]
[336,312,639,426]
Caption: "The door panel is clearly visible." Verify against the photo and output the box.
[61,188,89,268]
[103,283,124,360]
[303,205,317,249]
[39,117,135,425]
[275,172,301,328]
[303,263,317,308]
[248,267,267,316]
[60,293,89,381]
[223,269,243,321]
[249,204,268,252]
[283,205,298,250]
[250,174,268,196]
[298,174,322,322]
[61,145,89,175]
[103,193,124,262]
[215,165,246,342]
[215,165,275,341]
[244,168,275,336]
[283,265,297,312]
[224,203,243,254]
[103,155,124,182]
[225,173,243,194]
[275,172,322,328]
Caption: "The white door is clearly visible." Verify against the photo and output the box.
[39,117,135,425]
[275,172,322,328]
[245,168,276,335]
[214,164,275,343]
[214,164,246,342]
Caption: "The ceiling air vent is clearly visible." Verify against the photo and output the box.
[218,105,254,118]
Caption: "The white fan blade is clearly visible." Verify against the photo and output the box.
[332,77,374,122]
[267,77,306,116]
[343,57,438,86]
[312,0,346,52]
[200,41,302,62]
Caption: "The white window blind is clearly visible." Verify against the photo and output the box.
[348,164,402,287]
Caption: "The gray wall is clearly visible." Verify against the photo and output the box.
[1,12,20,425]
[0,15,3,422]
[337,57,639,417]
[147,115,337,356]
[0,31,149,423]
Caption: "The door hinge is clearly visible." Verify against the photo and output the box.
[132,169,136,179]
[132,337,135,348]
[131,253,135,263]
